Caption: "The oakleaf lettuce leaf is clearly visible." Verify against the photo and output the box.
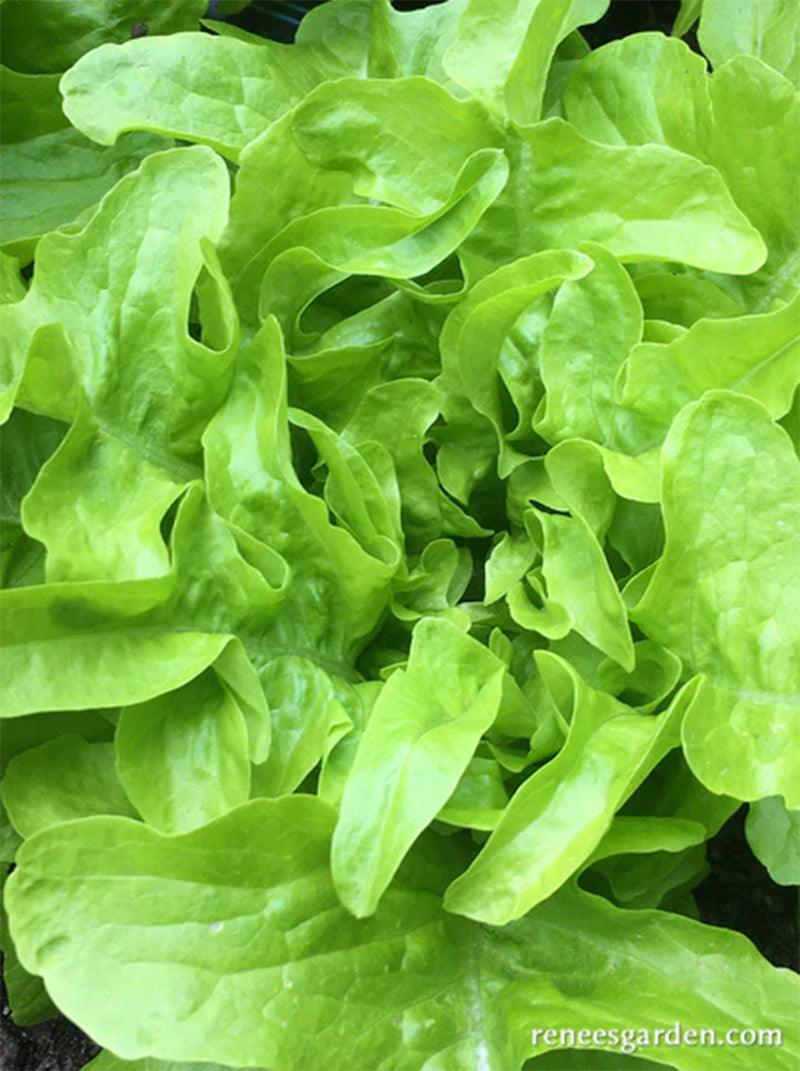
[60,31,354,161]
[7,797,799,1070]
[697,0,800,85]
[745,797,800,886]
[1,0,207,74]
[332,615,506,916]
[0,129,167,261]
[564,36,799,310]
[443,656,700,923]
[1,4,798,1067]
[633,392,800,807]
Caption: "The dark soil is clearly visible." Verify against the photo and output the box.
[1,2,796,1069]
[583,0,680,47]
[0,1001,100,1071]
[694,809,799,973]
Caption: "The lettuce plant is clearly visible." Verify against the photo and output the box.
[1,1,799,1069]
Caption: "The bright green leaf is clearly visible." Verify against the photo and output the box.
[746,796,800,885]
[332,616,505,916]
[115,672,250,834]
[633,392,800,807]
